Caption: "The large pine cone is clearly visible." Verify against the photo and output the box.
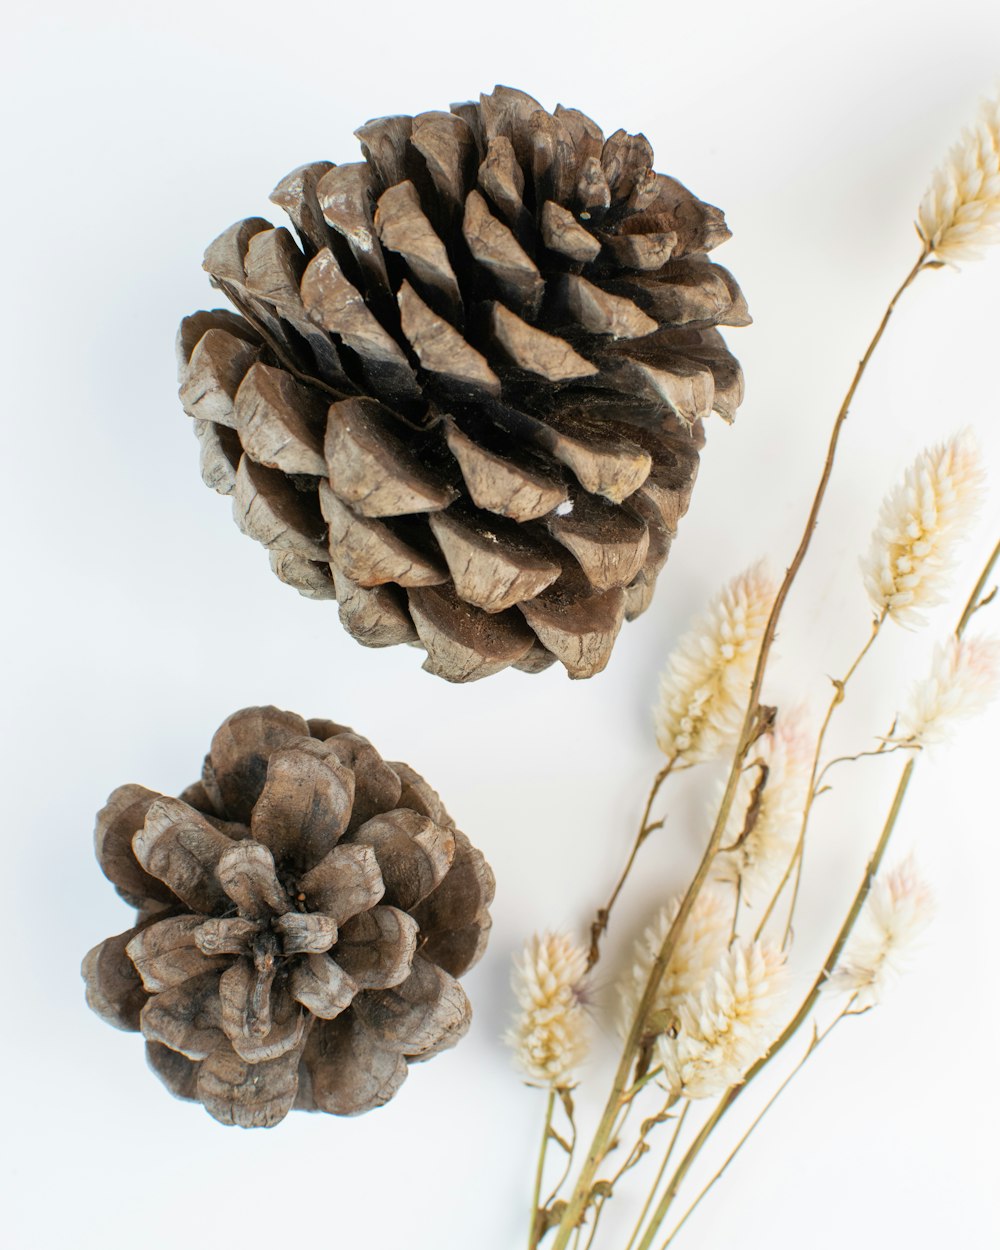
[82,707,494,1128]
[178,86,748,682]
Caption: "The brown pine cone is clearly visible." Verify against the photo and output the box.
[178,85,748,682]
[82,707,494,1128]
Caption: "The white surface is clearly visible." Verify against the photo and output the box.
[3,3,999,1247]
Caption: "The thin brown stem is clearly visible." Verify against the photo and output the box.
[550,246,932,1250]
[729,878,742,946]
[814,740,917,789]
[751,613,885,943]
[588,759,676,971]
[956,537,1000,635]
[581,1199,606,1250]
[623,1103,691,1250]
[529,1088,557,1250]
[780,613,886,945]
[581,1095,673,1250]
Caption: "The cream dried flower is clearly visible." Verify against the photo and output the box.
[897,633,1000,746]
[861,431,985,627]
[918,95,1000,264]
[827,857,933,1008]
[657,940,788,1100]
[506,932,590,1087]
[619,890,732,1037]
[714,708,813,905]
[654,563,776,763]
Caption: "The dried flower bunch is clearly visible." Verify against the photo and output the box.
[507,932,590,1087]
[918,96,1000,264]
[827,856,934,1008]
[82,706,494,1127]
[862,430,984,627]
[505,91,1000,1250]
[654,562,775,763]
[178,85,748,682]
[897,633,1000,745]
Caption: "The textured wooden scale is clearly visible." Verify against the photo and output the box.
[82,707,494,1127]
[178,86,748,681]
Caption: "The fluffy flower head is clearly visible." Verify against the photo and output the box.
[654,563,776,763]
[918,96,1000,264]
[506,932,590,1086]
[827,856,933,1008]
[898,633,1000,746]
[657,940,788,1100]
[619,890,732,1037]
[862,431,984,627]
[714,708,813,905]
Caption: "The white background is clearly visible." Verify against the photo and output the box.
[3,3,999,1247]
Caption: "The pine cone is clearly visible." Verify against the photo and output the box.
[178,85,748,682]
[82,707,494,1128]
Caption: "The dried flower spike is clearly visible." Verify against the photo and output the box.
[918,96,1000,264]
[178,85,750,683]
[81,706,494,1127]
[657,940,787,1100]
[507,932,590,1086]
[827,857,933,1007]
[654,563,776,763]
[861,431,985,628]
[898,633,1000,746]
[619,890,731,1036]
[714,708,812,904]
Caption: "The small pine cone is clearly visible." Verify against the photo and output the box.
[178,85,748,682]
[82,707,494,1128]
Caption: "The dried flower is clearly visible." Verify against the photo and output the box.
[657,940,788,1100]
[897,633,1000,746]
[861,431,985,627]
[714,709,813,905]
[827,857,934,1008]
[918,96,1000,264]
[654,563,776,763]
[506,932,590,1087]
[619,891,732,1036]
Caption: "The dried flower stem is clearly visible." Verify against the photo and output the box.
[550,244,934,1250]
[623,1103,691,1250]
[754,611,886,943]
[588,759,677,970]
[529,1088,558,1250]
[814,740,914,788]
[956,536,1000,634]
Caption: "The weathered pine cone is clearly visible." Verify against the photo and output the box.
[178,85,748,683]
[82,707,494,1128]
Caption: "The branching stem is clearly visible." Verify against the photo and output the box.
[753,612,885,944]
[623,1102,691,1250]
[587,759,677,970]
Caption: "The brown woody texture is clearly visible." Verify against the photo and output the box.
[178,86,748,682]
[82,706,494,1127]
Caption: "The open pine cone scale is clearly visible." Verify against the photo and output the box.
[179,86,748,681]
[82,707,494,1127]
